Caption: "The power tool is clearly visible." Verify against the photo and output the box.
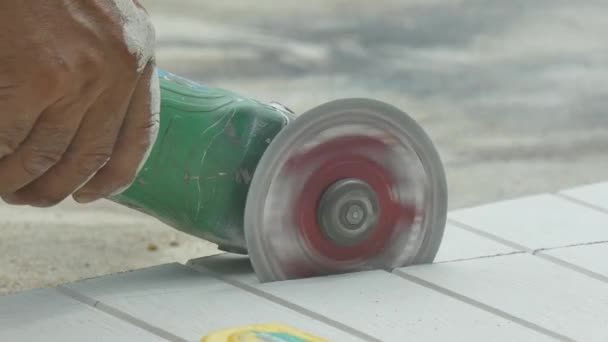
[110,70,448,283]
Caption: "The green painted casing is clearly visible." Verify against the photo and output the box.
[110,70,293,253]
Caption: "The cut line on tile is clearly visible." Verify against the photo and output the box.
[447,219,532,252]
[433,250,526,264]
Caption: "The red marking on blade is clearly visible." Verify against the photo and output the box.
[291,135,416,262]
[285,135,390,170]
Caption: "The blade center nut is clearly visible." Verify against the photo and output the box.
[345,204,365,225]
[317,178,380,246]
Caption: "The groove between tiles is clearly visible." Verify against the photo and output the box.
[185,262,380,342]
[554,192,608,215]
[447,219,608,285]
[447,219,532,252]
[56,286,188,342]
[533,240,608,254]
[534,253,608,283]
[393,271,576,342]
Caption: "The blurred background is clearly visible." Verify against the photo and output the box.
[1,0,607,295]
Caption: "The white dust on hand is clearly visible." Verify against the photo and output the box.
[108,0,162,195]
[137,67,161,176]
[108,65,162,197]
[111,0,157,73]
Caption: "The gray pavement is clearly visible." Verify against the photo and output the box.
[1,0,607,295]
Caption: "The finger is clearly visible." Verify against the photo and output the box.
[6,83,137,207]
[0,116,33,159]
[0,61,66,160]
[73,62,160,203]
[0,96,87,195]
[0,91,44,159]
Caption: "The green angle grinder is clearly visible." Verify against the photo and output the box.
[110,70,448,283]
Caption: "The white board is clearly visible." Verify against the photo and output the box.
[449,194,608,250]
[398,253,608,342]
[191,255,556,342]
[64,262,363,342]
[0,288,167,342]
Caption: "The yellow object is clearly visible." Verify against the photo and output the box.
[202,323,329,342]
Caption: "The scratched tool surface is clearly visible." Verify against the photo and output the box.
[1,181,608,342]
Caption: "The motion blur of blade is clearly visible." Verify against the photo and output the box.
[244,99,447,282]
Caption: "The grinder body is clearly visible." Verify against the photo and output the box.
[110,70,293,254]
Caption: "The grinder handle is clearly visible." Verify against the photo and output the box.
[109,69,291,251]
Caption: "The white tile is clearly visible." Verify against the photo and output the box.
[191,255,556,342]
[544,243,608,277]
[0,288,165,342]
[399,253,608,342]
[65,263,362,342]
[560,182,608,211]
[449,194,608,250]
[434,223,519,262]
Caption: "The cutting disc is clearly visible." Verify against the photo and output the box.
[244,98,447,282]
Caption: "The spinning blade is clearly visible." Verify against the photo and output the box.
[244,99,447,282]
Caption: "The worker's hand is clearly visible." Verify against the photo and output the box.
[0,0,160,207]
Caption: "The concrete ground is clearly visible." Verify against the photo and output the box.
[1,0,607,295]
